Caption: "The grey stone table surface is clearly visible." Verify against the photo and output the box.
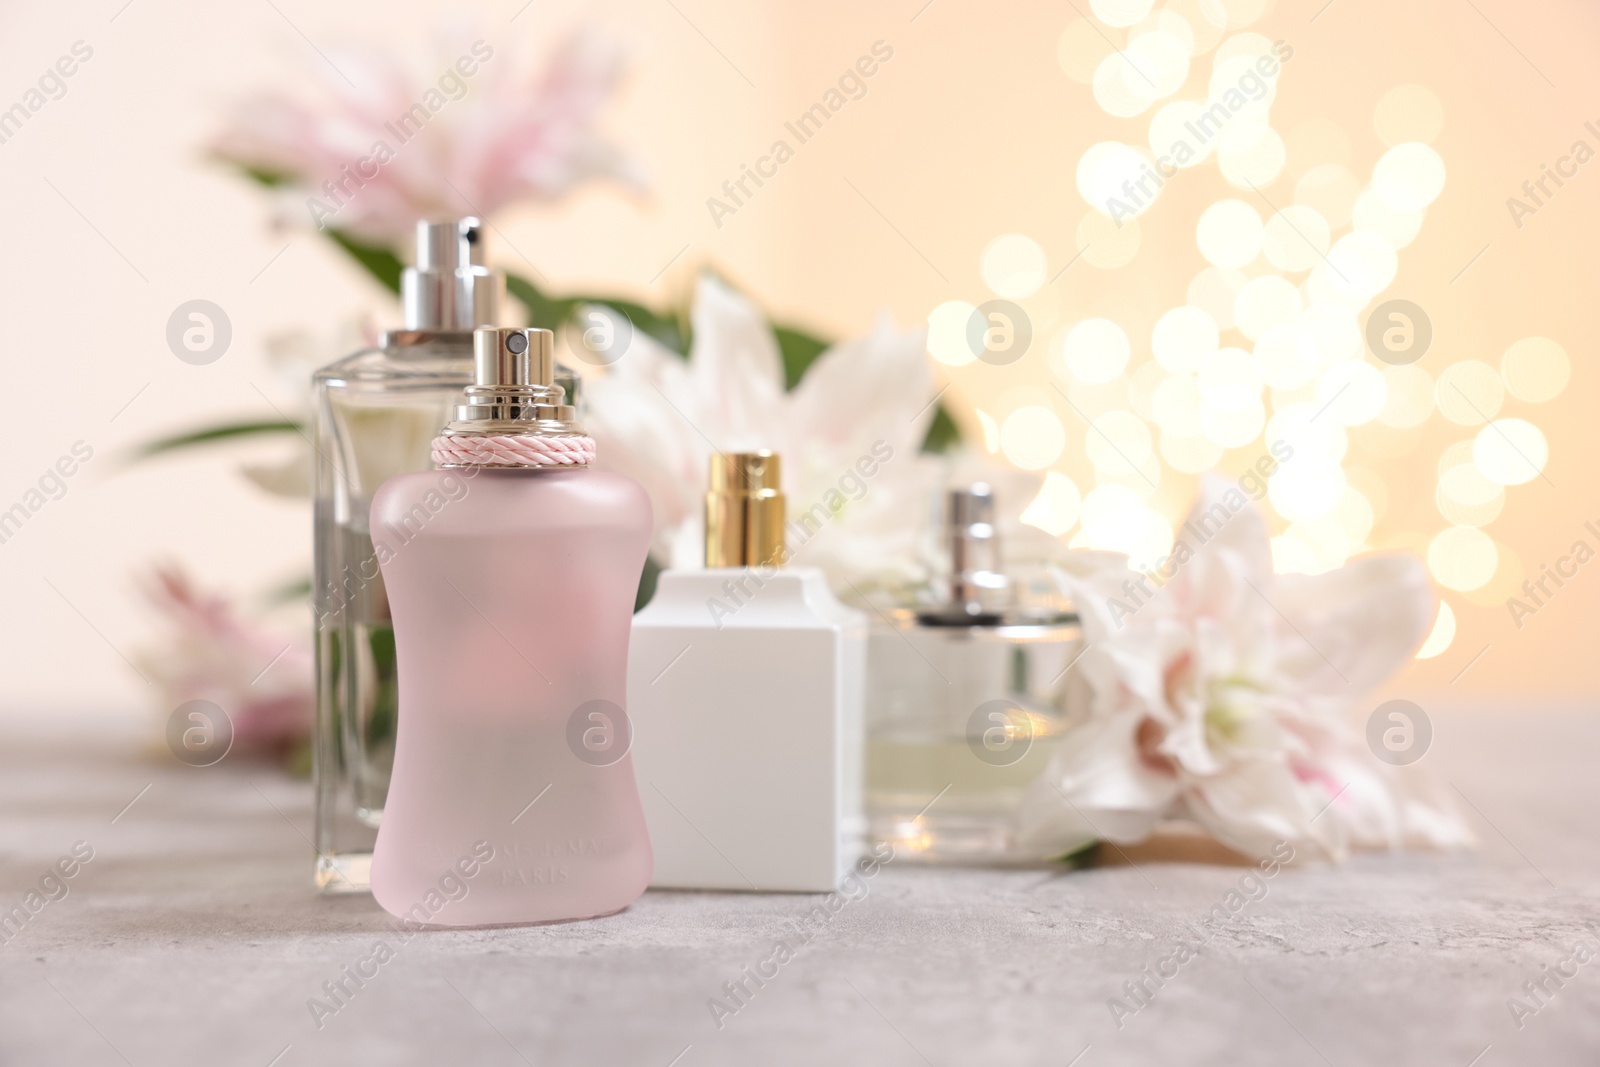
[1,707,1597,1067]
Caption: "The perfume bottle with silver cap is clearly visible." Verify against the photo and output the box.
[369,327,653,925]
[310,219,578,893]
[864,484,1085,864]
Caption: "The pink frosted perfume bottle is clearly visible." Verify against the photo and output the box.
[369,326,653,926]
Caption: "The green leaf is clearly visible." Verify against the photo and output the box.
[586,296,688,354]
[1053,841,1101,869]
[284,737,313,779]
[365,625,398,750]
[505,273,579,333]
[507,273,689,355]
[634,555,663,613]
[261,576,313,605]
[772,324,829,391]
[231,164,294,188]
[920,403,961,454]
[327,230,406,295]
[132,419,303,459]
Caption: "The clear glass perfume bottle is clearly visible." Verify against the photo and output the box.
[369,327,653,925]
[865,484,1086,864]
[310,219,579,893]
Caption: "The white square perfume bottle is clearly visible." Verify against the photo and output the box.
[628,452,866,892]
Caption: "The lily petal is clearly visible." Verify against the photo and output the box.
[687,277,785,449]
[1274,554,1435,700]
[1019,713,1180,853]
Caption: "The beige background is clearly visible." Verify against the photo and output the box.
[0,0,1594,715]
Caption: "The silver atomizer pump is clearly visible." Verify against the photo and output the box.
[444,328,579,433]
[383,218,505,347]
[917,483,1014,626]
[380,218,581,411]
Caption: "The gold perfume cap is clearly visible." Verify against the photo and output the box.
[705,451,785,568]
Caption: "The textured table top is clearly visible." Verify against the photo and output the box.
[1,707,1596,1067]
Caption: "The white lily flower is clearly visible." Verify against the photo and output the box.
[1019,476,1474,862]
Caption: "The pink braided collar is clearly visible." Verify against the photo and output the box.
[431,434,596,468]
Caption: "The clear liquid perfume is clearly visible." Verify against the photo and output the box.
[369,327,653,925]
[865,484,1086,864]
[310,219,578,893]
[628,452,868,892]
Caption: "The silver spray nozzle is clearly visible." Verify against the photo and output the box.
[401,218,504,331]
[443,328,581,435]
[918,483,1012,624]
